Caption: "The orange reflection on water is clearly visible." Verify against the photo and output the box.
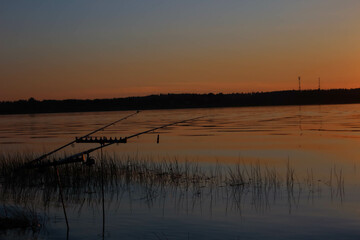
[1,104,360,182]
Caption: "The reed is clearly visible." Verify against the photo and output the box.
[0,151,346,212]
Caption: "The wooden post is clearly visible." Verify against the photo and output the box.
[101,146,105,239]
[55,166,69,233]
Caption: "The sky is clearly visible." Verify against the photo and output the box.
[1,0,360,101]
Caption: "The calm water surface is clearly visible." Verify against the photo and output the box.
[1,104,360,239]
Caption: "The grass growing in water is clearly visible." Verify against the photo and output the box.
[0,152,345,213]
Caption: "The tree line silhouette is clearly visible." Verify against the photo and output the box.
[1,88,360,114]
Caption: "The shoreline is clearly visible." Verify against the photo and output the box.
[1,88,360,115]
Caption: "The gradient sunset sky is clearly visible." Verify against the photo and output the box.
[1,1,359,101]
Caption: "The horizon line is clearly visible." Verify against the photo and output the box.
[2,87,360,103]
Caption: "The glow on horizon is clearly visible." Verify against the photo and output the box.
[1,1,360,101]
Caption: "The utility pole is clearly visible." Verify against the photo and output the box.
[318,77,320,91]
[298,76,301,91]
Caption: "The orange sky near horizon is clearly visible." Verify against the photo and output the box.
[1,1,360,101]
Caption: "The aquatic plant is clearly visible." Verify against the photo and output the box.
[0,151,345,214]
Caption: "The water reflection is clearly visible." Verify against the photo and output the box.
[0,155,350,239]
[2,105,360,167]
[1,104,360,239]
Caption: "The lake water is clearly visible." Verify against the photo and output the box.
[1,104,360,239]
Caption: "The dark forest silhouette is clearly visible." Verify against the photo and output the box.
[1,88,360,114]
